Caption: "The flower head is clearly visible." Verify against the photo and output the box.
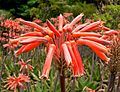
[9,13,115,78]
[16,59,34,71]
[5,74,30,92]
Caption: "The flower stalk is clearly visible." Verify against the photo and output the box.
[59,69,65,92]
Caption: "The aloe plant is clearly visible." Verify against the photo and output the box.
[6,13,118,92]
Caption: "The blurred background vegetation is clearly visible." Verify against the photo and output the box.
[0,0,119,29]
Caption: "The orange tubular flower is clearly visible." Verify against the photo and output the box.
[72,22,89,33]
[69,13,84,28]
[66,42,80,77]
[19,37,48,44]
[41,44,56,79]
[91,47,110,63]
[101,26,110,31]
[104,30,118,36]
[58,14,64,32]
[71,41,84,75]
[77,39,110,63]
[72,32,101,38]
[77,39,108,54]
[80,37,111,45]
[79,21,103,32]
[62,43,72,66]
[15,42,41,56]
[46,20,61,37]
[18,18,46,34]
[21,32,43,37]
[10,13,112,78]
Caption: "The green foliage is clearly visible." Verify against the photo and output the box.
[9,0,38,19]
[0,0,97,21]
[93,5,120,29]
[0,10,12,18]
[63,2,97,18]
[29,0,66,21]
[29,1,97,21]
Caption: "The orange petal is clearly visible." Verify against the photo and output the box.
[91,46,110,63]
[62,43,72,66]
[46,20,61,37]
[58,14,64,32]
[72,22,89,33]
[10,37,34,44]
[100,35,109,40]
[18,18,46,34]
[63,24,69,32]
[22,42,41,52]
[102,26,110,31]
[15,42,41,56]
[14,45,26,56]
[81,37,111,45]
[71,41,84,75]
[44,28,54,37]
[104,30,118,35]
[72,32,101,38]
[41,44,56,79]
[77,39,109,63]
[19,37,47,44]
[77,39,108,53]
[70,13,84,27]
[85,26,100,32]
[66,42,80,77]
[21,32,43,37]
[79,21,102,32]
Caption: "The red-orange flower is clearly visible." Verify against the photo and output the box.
[16,59,34,71]
[9,13,117,78]
[41,44,56,79]
[4,74,30,92]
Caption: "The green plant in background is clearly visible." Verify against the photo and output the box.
[0,10,12,18]
[30,0,67,21]
[93,4,120,29]
[29,1,97,21]
[63,2,97,18]
[0,0,98,21]
[10,0,38,19]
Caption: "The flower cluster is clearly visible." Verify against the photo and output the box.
[1,19,22,31]
[9,13,119,79]
[16,59,34,71]
[0,19,35,50]
[4,74,30,92]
